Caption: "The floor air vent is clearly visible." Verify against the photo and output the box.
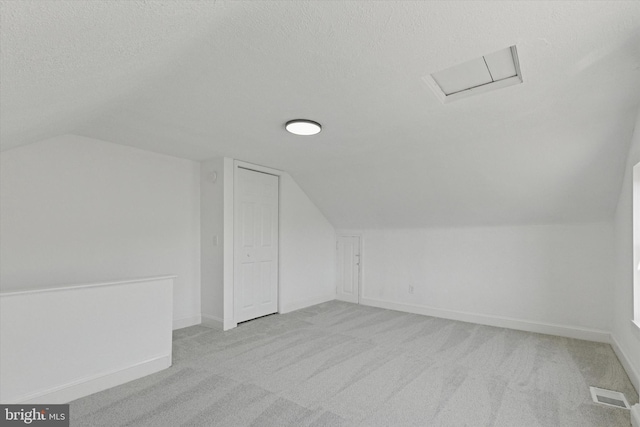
[590,386,631,409]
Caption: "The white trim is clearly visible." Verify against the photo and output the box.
[0,275,177,297]
[423,71,522,104]
[280,294,336,314]
[359,297,610,343]
[632,319,640,341]
[172,314,202,330]
[201,314,223,330]
[633,162,640,329]
[631,404,640,427]
[610,334,640,394]
[10,355,171,404]
[235,161,283,176]
[223,157,235,331]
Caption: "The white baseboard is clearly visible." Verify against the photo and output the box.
[359,297,610,343]
[12,355,171,404]
[201,314,223,330]
[173,314,201,330]
[610,334,640,394]
[280,294,336,314]
[631,404,640,427]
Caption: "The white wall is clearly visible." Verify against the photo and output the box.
[359,223,614,340]
[0,135,201,328]
[0,276,173,404]
[200,157,225,326]
[612,107,640,392]
[279,173,336,313]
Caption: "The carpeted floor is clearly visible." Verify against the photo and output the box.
[71,301,638,426]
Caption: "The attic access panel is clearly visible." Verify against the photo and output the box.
[424,46,522,103]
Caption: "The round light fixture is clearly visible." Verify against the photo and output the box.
[285,119,322,136]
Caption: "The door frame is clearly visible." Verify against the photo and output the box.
[223,160,283,331]
[336,231,363,304]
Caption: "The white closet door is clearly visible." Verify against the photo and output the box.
[336,236,360,303]
[234,168,279,323]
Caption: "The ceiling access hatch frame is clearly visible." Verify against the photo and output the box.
[423,45,523,104]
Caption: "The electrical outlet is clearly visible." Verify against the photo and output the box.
[408,285,414,294]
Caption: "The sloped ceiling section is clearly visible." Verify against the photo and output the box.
[1,1,640,228]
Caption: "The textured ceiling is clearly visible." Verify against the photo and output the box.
[2,1,640,228]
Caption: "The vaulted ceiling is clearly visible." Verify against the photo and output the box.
[2,1,639,228]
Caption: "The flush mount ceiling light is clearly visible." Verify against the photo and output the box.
[423,45,523,103]
[285,119,322,136]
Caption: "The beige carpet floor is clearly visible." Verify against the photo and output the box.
[71,300,638,426]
